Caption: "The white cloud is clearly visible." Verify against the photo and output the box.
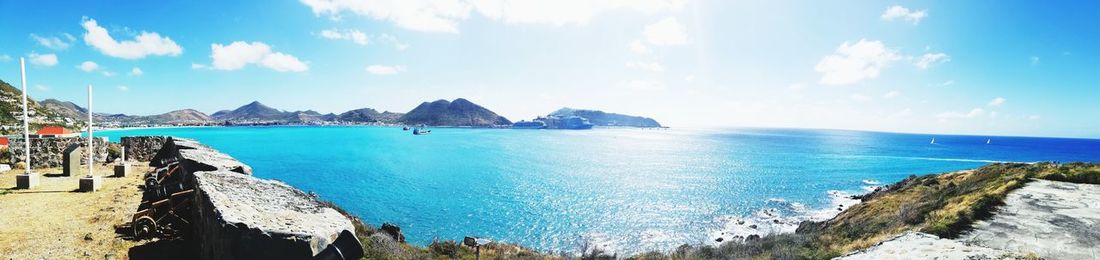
[914,52,950,69]
[208,41,309,72]
[888,108,912,118]
[470,0,685,26]
[129,67,143,76]
[191,63,208,69]
[0,54,10,62]
[319,29,369,45]
[377,34,410,51]
[300,0,685,33]
[81,17,182,59]
[301,0,473,33]
[34,84,50,91]
[814,39,901,85]
[787,83,805,90]
[30,33,75,50]
[117,85,129,91]
[626,61,664,72]
[939,80,955,87]
[102,71,115,77]
[850,93,871,102]
[988,97,1006,107]
[642,17,689,46]
[881,5,927,24]
[77,61,99,72]
[620,79,664,91]
[1028,115,1041,120]
[882,90,901,99]
[365,64,406,75]
[28,52,58,66]
[1030,56,1040,65]
[937,108,985,120]
[629,40,651,54]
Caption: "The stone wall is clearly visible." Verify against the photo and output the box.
[120,136,169,162]
[149,137,354,259]
[8,137,108,169]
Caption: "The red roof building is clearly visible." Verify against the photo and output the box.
[0,136,8,147]
[30,126,81,138]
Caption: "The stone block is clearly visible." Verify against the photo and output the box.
[114,163,130,177]
[79,175,102,192]
[16,173,39,189]
[192,170,353,259]
[63,143,83,177]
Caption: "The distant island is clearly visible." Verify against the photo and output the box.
[512,107,663,129]
[2,78,662,131]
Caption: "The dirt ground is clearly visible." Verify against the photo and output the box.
[0,162,181,259]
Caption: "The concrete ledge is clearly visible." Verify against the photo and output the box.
[192,170,353,259]
[16,173,39,189]
[79,176,102,192]
[114,164,130,177]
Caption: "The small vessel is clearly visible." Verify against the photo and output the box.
[986,139,991,144]
[413,128,431,135]
[930,138,936,144]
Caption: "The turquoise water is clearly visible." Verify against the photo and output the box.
[97,126,1100,254]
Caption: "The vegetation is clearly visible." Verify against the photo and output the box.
[319,163,1100,260]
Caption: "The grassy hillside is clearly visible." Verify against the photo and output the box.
[0,79,78,134]
[326,162,1100,260]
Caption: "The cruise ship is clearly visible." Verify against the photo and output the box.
[511,120,547,129]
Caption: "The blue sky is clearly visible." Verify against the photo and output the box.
[1,0,1098,138]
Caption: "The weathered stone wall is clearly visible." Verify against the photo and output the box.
[120,136,169,162]
[8,137,108,169]
[148,137,353,259]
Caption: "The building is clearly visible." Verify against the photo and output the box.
[0,136,8,149]
[30,126,81,138]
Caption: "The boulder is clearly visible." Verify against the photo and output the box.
[381,223,406,243]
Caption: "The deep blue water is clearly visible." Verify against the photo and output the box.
[96,127,1100,254]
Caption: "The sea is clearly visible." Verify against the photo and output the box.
[96,126,1100,254]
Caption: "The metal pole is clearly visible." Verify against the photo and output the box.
[20,58,30,173]
[87,84,93,177]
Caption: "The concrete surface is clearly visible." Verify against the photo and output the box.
[960,179,1100,260]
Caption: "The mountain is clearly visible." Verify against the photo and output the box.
[549,108,662,128]
[338,108,403,123]
[399,98,511,127]
[211,101,288,122]
[143,109,214,123]
[0,80,78,133]
[40,99,89,119]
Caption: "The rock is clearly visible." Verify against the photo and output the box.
[773,219,780,224]
[746,234,761,241]
[736,219,745,225]
[381,223,406,243]
[749,224,758,229]
[715,237,724,242]
[193,170,354,259]
[84,233,93,241]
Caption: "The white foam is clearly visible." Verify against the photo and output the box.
[710,190,861,245]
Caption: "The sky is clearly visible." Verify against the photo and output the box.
[1,0,1098,138]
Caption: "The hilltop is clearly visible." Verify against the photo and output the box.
[399,98,511,127]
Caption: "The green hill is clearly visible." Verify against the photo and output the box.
[0,79,78,134]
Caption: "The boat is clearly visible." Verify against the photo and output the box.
[543,115,594,130]
[512,120,547,129]
[930,138,936,144]
[413,128,431,135]
[986,139,991,144]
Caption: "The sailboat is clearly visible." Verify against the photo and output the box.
[986,139,991,144]
[930,138,936,144]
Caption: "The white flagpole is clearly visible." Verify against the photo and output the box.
[20,58,30,174]
[87,84,94,177]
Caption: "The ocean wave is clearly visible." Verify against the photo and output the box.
[709,191,860,245]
